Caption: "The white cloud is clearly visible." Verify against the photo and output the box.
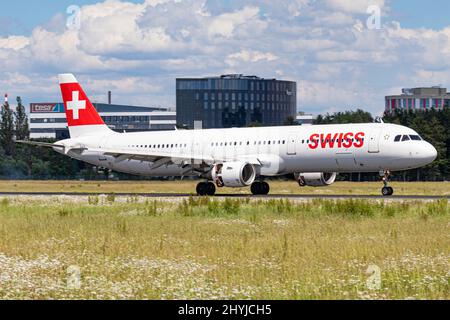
[226,50,278,66]
[1,0,450,115]
[0,36,30,50]
[207,6,263,38]
[325,0,385,14]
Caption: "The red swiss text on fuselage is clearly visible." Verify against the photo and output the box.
[308,132,365,149]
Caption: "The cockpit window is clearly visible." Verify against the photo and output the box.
[402,135,410,142]
[394,135,401,142]
[409,135,422,141]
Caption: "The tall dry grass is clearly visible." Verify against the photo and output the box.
[0,196,448,299]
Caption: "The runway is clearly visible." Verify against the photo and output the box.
[0,192,447,200]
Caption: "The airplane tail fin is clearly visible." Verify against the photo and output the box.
[58,74,114,138]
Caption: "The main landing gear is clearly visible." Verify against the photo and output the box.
[196,182,216,196]
[381,170,394,196]
[196,181,271,196]
[251,181,270,195]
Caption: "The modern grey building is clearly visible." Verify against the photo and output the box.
[29,102,176,139]
[385,87,450,114]
[176,74,297,129]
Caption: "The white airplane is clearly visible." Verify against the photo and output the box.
[18,74,437,196]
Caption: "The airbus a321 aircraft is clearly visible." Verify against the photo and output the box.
[18,74,438,196]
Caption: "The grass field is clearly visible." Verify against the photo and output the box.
[1,180,450,195]
[0,194,448,300]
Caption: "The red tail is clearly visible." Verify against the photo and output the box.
[58,74,112,138]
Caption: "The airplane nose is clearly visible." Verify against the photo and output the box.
[424,143,438,163]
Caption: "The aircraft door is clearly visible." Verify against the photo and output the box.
[335,151,356,171]
[368,127,383,153]
[287,134,297,155]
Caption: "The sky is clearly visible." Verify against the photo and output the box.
[1,0,450,116]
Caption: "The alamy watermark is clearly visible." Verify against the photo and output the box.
[66,5,82,31]
[67,265,81,290]
[366,264,382,290]
[366,5,381,30]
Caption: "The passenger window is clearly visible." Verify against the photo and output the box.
[402,135,410,142]
[394,135,401,142]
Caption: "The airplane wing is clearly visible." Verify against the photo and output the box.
[87,147,262,169]
[16,140,263,169]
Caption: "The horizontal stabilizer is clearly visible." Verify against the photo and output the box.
[15,140,65,149]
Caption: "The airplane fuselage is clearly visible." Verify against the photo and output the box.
[55,122,437,177]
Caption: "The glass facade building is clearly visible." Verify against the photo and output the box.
[385,87,450,114]
[176,74,297,129]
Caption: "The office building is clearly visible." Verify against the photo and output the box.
[176,74,297,129]
[385,87,450,114]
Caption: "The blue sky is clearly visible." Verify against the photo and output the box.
[3,0,449,35]
[390,0,450,30]
[1,0,450,116]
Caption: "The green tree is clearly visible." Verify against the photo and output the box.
[383,108,450,181]
[314,109,373,124]
[14,96,29,140]
[0,95,15,156]
[284,116,296,126]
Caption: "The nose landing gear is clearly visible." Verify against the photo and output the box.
[381,170,394,196]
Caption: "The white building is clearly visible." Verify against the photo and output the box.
[295,113,315,126]
[29,102,176,139]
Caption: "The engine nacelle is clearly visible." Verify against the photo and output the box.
[211,162,256,187]
[295,172,337,187]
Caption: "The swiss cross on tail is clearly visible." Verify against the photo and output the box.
[59,74,105,127]
[67,91,86,120]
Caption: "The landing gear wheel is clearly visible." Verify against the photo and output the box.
[388,187,394,196]
[206,182,216,196]
[380,170,394,196]
[261,182,270,195]
[196,182,207,196]
[251,182,261,195]
[251,181,270,195]
[197,182,216,196]
[381,187,393,196]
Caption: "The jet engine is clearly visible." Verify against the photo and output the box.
[295,172,337,187]
[211,162,256,187]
